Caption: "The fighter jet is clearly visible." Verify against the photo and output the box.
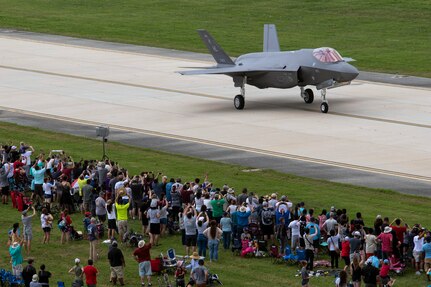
[179,24,359,113]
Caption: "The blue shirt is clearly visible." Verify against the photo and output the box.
[423,242,431,259]
[220,217,232,232]
[9,245,23,266]
[236,211,251,227]
[306,222,320,240]
[32,168,46,184]
[165,182,173,201]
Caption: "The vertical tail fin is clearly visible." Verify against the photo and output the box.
[197,30,235,66]
[263,24,280,52]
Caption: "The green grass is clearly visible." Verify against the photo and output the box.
[0,0,430,77]
[0,121,430,286]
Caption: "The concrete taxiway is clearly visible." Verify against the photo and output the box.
[0,30,430,196]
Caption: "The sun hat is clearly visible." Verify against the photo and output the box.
[262,201,268,207]
[344,236,350,241]
[384,226,392,234]
[190,252,200,260]
[240,206,247,212]
[353,231,361,237]
[11,241,19,248]
[75,258,80,264]
[32,274,38,282]
[227,188,235,194]
[138,240,145,248]
[383,259,389,264]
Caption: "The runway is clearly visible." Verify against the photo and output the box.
[1,30,431,195]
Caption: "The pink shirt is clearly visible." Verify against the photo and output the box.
[377,233,392,252]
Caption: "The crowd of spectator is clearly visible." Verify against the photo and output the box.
[1,142,431,287]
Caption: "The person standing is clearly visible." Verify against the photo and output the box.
[83,259,98,287]
[203,220,223,262]
[22,259,36,287]
[183,204,197,256]
[115,189,130,242]
[210,194,225,223]
[95,191,107,224]
[21,206,36,255]
[300,260,309,287]
[87,218,98,261]
[59,209,72,244]
[219,212,232,250]
[327,229,340,269]
[133,240,152,287]
[106,200,118,239]
[68,258,83,287]
[303,227,318,271]
[0,162,11,204]
[107,241,125,286]
[38,264,51,287]
[40,208,53,244]
[9,240,24,277]
[29,274,42,287]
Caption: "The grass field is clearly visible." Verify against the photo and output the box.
[0,0,430,77]
[0,122,430,286]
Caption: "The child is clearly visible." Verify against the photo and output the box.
[300,260,310,287]
[241,235,254,257]
[379,259,396,287]
[175,264,186,287]
[83,212,91,234]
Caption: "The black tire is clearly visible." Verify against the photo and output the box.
[304,89,314,104]
[234,95,245,110]
[320,102,329,113]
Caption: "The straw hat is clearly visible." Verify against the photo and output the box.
[190,252,200,260]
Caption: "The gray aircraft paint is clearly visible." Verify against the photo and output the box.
[180,24,359,113]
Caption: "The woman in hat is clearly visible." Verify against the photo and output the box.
[186,252,201,271]
[377,226,393,260]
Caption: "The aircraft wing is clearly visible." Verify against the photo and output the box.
[178,65,299,76]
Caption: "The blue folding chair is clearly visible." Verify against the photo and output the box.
[57,281,65,287]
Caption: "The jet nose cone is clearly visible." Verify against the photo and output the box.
[344,64,359,81]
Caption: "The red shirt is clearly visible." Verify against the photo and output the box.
[83,265,98,285]
[377,233,393,252]
[379,264,390,277]
[391,225,406,243]
[341,241,350,257]
[133,244,152,262]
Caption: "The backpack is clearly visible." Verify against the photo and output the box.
[262,209,273,225]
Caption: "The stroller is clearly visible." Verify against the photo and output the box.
[70,225,83,240]
[231,238,242,255]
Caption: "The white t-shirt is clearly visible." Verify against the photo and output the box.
[327,235,340,251]
[289,220,300,236]
[414,236,424,252]
[22,151,32,166]
[43,182,53,195]
[106,204,116,220]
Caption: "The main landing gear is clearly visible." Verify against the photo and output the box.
[300,87,329,113]
[234,76,247,110]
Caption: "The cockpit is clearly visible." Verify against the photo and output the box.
[313,47,343,63]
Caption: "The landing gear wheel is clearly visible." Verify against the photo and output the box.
[303,89,314,104]
[234,94,245,110]
[320,102,329,113]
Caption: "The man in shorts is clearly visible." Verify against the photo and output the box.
[107,241,125,285]
[133,240,152,287]
[21,206,36,255]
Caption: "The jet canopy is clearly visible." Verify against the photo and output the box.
[313,47,343,63]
